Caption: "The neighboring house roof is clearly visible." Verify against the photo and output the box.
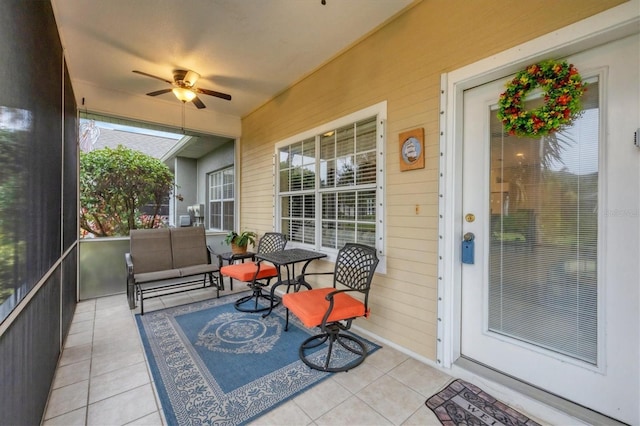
[80,121,180,159]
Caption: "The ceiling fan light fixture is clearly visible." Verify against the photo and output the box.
[172,87,196,102]
[133,69,230,108]
[183,70,200,87]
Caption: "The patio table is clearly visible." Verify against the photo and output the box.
[255,248,327,317]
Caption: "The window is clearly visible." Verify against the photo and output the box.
[276,103,385,255]
[208,167,234,231]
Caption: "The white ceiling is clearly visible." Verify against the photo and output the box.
[52,0,415,119]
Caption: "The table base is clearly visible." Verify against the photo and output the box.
[234,289,281,313]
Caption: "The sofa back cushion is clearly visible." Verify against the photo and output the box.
[130,228,173,274]
[170,226,209,268]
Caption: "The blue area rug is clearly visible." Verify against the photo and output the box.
[135,292,380,425]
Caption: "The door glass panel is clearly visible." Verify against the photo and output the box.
[488,79,599,364]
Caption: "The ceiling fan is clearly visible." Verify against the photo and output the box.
[132,69,232,109]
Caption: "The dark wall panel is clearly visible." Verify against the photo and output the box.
[0,270,61,426]
[0,0,63,319]
[0,1,79,424]
[26,0,64,284]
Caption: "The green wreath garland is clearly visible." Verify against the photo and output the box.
[497,60,586,137]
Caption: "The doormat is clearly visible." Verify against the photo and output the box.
[426,379,541,426]
[136,292,380,425]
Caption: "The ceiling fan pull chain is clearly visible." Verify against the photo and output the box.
[181,102,185,132]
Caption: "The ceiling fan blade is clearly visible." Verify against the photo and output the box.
[132,70,172,84]
[192,96,206,109]
[195,87,232,101]
[146,88,173,96]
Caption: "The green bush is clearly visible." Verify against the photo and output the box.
[80,146,174,237]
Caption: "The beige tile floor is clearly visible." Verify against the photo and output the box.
[40,285,517,425]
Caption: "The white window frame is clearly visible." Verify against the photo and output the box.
[207,166,234,231]
[274,102,386,264]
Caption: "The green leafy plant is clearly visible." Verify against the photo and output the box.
[80,146,174,237]
[224,231,257,248]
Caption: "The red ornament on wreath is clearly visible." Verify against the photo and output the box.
[497,60,586,137]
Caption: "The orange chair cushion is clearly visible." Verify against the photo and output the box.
[220,262,277,282]
[282,288,368,328]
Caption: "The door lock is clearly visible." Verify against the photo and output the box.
[462,232,475,264]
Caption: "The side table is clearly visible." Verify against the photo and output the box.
[219,251,255,291]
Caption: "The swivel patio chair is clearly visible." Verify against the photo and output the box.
[220,232,287,312]
[282,243,379,372]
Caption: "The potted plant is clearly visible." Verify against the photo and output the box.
[224,230,257,254]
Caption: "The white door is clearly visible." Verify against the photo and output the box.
[460,35,639,424]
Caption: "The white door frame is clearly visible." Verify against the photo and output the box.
[437,1,639,369]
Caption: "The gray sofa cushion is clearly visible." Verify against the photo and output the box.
[171,226,209,268]
[179,263,218,277]
[134,269,181,283]
[130,228,173,274]
[128,225,216,281]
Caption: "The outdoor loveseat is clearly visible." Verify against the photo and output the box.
[125,226,221,314]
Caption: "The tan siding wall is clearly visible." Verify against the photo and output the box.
[239,0,625,360]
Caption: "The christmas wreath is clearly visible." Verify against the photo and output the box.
[497,60,585,137]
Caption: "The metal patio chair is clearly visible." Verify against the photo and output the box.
[220,232,287,312]
[282,243,379,372]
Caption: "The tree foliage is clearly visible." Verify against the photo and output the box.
[80,146,174,237]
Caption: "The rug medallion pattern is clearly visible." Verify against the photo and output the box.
[195,312,283,354]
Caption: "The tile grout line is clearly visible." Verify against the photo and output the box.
[83,303,97,426]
